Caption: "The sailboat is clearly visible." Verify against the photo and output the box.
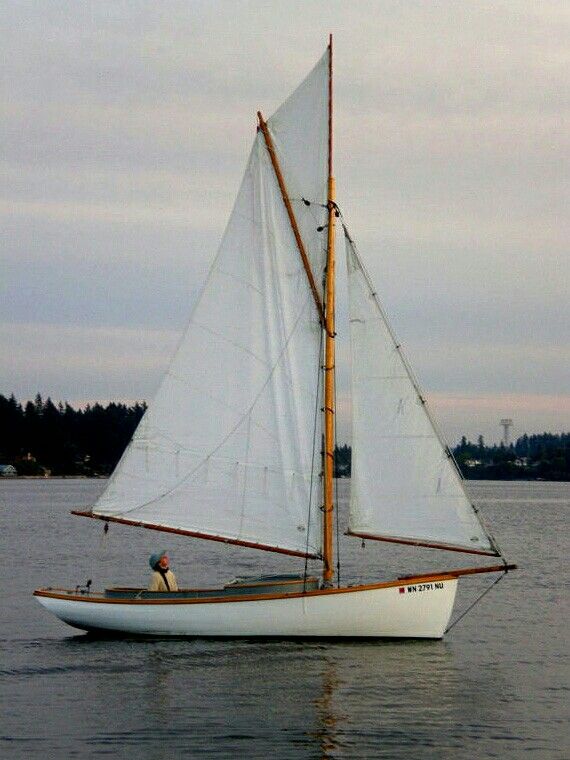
[34,39,515,638]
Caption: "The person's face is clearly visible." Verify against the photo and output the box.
[158,555,169,570]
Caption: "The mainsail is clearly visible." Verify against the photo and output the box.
[345,230,499,556]
[90,53,330,558]
[268,50,330,298]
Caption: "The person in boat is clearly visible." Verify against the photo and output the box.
[148,550,179,592]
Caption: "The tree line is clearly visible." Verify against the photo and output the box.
[1,393,568,480]
[0,394,146,476]
[335,433,570,480]
[452,433,570,481]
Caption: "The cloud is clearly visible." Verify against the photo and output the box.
[0,322,178,403]
[1,1,568,437]
[428,391,570,444]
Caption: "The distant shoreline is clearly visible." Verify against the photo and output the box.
[1,475,567,484]
[2,475,109,480]
[3,395,568,481]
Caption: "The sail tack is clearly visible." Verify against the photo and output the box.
[345,232,498,556]
[92,53,331,559]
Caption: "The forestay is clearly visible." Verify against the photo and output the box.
[91,54,330,558]
[345,232,498,555]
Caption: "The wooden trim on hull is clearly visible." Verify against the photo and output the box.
[71,510,321,560]
[346,530,500,557]
[34,564,509,606]
[399,563,516,580]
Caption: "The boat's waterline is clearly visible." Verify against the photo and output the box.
[34,576,458,639]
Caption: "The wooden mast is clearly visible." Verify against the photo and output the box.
[323,34,336,585]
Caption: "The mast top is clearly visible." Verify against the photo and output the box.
[328,34,333,180]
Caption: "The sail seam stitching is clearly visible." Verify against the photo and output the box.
[342,221,502,557]
[112,287,321,558]
[257,112,327,332]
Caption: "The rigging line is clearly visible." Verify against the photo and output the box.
[333,364,341,588]
[237,412,252,538]
[159,351,319,452]
[190,320,269,366]
[340,218,501,557]
[214,265,264,296]
[444,571,507,634]
[137,155,265,410]
[129,443,314,480]
[304,326,324,591]
[114,289,319,518]
[290,196,327,227]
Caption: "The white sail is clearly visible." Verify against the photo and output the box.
[36,43,517,645]
[268,50,329,295]
[92,55,331,558]
[345,231,498,555]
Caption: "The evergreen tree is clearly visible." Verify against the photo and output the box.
[1,393,568,480]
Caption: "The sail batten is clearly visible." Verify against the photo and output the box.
[346,227,499,555]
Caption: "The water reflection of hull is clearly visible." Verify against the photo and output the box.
[34,576,457,638]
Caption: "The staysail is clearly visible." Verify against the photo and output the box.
[345,229,499,556]
[89,53,330,558]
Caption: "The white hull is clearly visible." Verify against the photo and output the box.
[35,578,458,639]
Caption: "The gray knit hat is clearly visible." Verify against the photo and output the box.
[149,550,168,569]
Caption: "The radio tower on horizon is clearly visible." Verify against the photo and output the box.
[500,418,513,446]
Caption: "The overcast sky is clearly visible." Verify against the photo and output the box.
[2,1,568,444]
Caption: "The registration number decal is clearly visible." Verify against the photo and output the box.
[398,582,444,594]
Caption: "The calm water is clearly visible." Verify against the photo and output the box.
[1,479,568,758]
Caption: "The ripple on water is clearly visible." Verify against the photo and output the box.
[1,479,569,759]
